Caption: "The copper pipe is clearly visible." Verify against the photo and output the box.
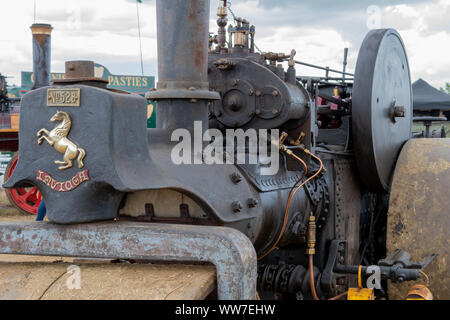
[258,150,323,260]
[287,153,308,199]
[329,291,348,300]
[309,255,320,300]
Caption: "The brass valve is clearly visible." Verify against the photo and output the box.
[306,215,316,255]
[217,0,227,18]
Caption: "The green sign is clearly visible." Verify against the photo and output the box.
[21,63,154,94]
[20,63,156,128]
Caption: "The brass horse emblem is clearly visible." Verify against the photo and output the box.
[37,111,86,171]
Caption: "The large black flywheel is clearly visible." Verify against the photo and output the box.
[352,29,412,193]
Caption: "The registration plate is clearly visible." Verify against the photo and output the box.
[47,88,81,107]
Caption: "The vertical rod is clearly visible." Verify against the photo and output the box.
[33,0,37,23]
[342,48,348,83]
[136,1,144,76]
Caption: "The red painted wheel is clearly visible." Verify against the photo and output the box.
[4,153,41,215]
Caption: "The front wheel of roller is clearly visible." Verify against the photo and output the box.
[3,152,42,215]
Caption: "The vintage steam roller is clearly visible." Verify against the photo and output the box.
[0,0,448,300]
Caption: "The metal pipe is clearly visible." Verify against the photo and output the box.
[30,23,52,89]
[147,0,219,132]
[342,48,348,82]
[156,0,209,90]
[293,60,354,77]
[0,221,257,300]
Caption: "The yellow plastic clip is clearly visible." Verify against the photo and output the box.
[347,265,375,300]
[358,265,363,289]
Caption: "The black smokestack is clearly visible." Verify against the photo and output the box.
[147,0,219,132]
[30,23,52,89]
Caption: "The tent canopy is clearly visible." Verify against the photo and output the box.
[413,78,450,111]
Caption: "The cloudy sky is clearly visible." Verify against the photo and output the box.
[0,0,449,89]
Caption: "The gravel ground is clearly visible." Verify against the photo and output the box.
[0,188,35,221]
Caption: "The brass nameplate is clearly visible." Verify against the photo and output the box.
[47,88,81,107]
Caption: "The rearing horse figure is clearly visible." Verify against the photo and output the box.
[37,111,86,171]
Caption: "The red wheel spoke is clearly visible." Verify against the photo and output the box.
[5,154,41,215]
[18,188,35,203]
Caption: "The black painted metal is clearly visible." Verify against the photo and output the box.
[4,82,148,223]
[30,24,52,89]
[1,1,427,300]
[147,0,220,133]
[352,29,412,193]
[208,55,310,130]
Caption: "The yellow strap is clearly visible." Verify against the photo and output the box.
[358,265,363,289]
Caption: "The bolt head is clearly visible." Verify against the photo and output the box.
[394,106,406,118]
[247,198,259,208]
[232,201,243,213]
[230,172,242,184]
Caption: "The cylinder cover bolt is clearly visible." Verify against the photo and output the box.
[247,198,259,208]
[230,172,242,184]
[232,201,243,213]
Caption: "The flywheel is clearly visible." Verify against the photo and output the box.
[352,29,412,192]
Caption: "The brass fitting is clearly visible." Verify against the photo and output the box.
[302,148,311,155]
[289,132,306,147]
[217,0,227,18]
[288,49,296,67]
[333,86,339,97]
[306,215,316,255]
[279,132,289,145]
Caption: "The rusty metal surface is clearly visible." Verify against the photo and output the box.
[147,0,219,135]
[0,221,257,300]
[334,159,361,267]
[52,61,108,86]
[147,0,220,101]
[30,24,52,89]
[387,138,450,300]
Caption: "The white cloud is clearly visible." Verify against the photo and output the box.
[0,0,157,86]
[0,0,448,90]
[382,0,450,88]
